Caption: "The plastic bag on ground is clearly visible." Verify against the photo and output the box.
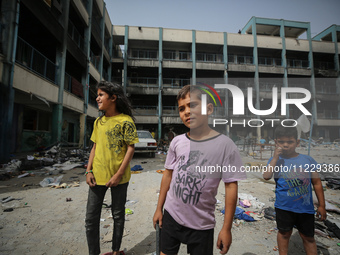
[39,175,63,187]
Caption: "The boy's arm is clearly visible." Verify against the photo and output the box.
[217,181,238,254]
[263,145,282,180]
[153,169,173,229]
[311,172,327,221]
[86,143,97,187]
[106,144,135,187]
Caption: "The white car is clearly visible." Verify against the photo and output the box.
[135,130,157,157]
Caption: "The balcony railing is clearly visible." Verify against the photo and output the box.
[179,51,192,61]
[128,77,158,87]
[164,51,176,60]
[163,78,190,88]
[316,85,337,94]
[317,110,338,119]
[314,61,335,70]
[258,57,282,67]
[102,69,108,81]
[287,59,309,69]
[68,21,84,52]
[197,53,223,63]
[228,54,253,65]
[163,106,178,116]
[64,73,84,99]
[127,77,190,88]
[16,37,57,84]
[90,50,100,70]
[130,49,157,59]
[133,105,158,116]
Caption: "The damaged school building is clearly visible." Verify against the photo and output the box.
[1,0,339,162]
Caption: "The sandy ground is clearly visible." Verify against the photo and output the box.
[0,145,340,255]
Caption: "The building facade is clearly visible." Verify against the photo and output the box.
[0,0,339,162]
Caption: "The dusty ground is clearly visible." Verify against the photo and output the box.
[0,145,340,255]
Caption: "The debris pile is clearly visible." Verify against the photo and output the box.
[0,145,90,180]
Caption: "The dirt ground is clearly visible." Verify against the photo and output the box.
[0,145,340,255]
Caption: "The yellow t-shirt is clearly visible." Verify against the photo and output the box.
[90,114,139,185]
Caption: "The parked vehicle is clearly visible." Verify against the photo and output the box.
[135,130,157,158]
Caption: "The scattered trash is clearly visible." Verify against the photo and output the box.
[313,198,340,214]
[55,183,67,189]
[2,196,14,203]
[315,228,329,238]
[3,208,14,212]
[239,199,251,208]
[264,207,276,220]
[326,179,340,190]
[39,175,63,187]
[324,220,340,239]
[125,208,134,215]
[324,201,340,214]
[156,170,164,174]
[238,193,265,209]
[131,171,142,174]
[66,198,72,202]
[2,196,23,203]
[17,172,30,178]
[316,242,329,249]
[222,206,256,222]
[131,165,143,171]
[126,200,138,207]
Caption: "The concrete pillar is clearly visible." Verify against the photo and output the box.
[280,20,289,117]
[79,114,86,148]
[108,24,113,81]
[0,0,20,162]
[223,32,229,136]
[52,0,70,144]
[332,27,340,119]
[307,26,317,125]
[158,27,163,139]
[123,25,128,93]
[192,30,196,85]
[252,18,261,141]
[99,2,105,80]
[80,0,93,149]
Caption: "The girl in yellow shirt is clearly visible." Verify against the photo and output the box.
[85,81,139,255]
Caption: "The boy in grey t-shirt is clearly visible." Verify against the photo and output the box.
[153,85,246,255]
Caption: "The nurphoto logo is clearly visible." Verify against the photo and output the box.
[200,83,312,128]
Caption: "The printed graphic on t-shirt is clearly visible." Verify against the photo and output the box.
[105,121,137,153]
[278,162,311,206]
[173,150,207,205]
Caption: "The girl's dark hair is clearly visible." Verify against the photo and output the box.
[96,81,135,122]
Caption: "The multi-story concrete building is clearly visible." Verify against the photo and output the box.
[1,0,339,163]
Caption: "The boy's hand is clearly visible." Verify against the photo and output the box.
[316,206,327,221]
[273,146,282,159]
[86,173,96,187]
[153,209,163,229]
[106,173,122,187]
[217,230,232,254]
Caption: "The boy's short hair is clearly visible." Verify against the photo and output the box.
[274,125,298,140]
[176,85,213,104]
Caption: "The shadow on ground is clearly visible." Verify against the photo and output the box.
[127,231,156,255]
